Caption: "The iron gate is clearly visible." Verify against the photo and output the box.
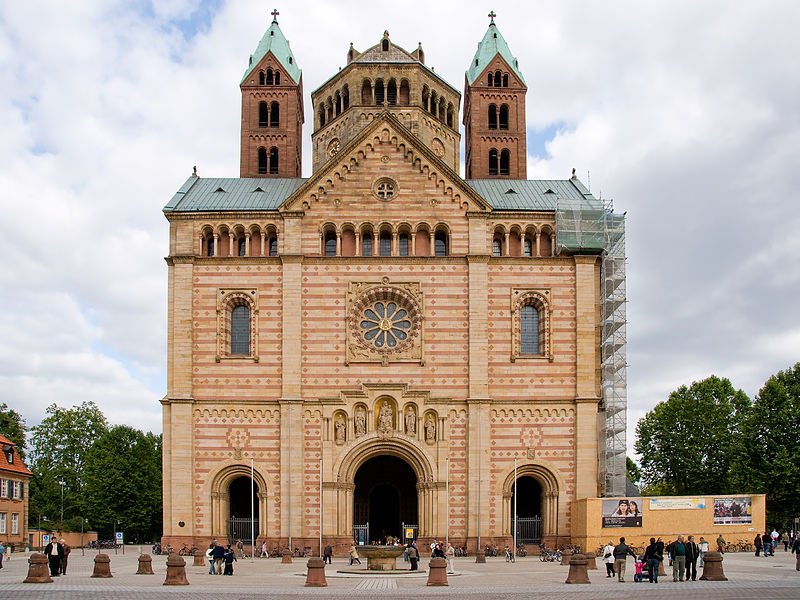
[353,524,369,545]
[228,517,258,542]
[514,516,542,544]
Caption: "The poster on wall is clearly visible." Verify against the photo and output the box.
[602,498,643,528]
[650,497,706,510]
[713,497,752,524]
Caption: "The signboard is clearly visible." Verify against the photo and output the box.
[405,527,415,541]
[116,531,124,545]
[650,497,706,510]
[713,497,752,524]
[42,534,50,545]
[602,498,643,528]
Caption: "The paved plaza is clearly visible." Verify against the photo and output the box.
[0,546,797,599]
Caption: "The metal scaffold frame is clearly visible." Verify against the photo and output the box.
[556,196,628,497]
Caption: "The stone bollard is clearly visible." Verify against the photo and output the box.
[281,549,293,564]
[193,549,205,567]
[92,553,113,578]
[305,557,328,587]
[560,548,572,565]
[699,551,727,581]
[23,553,53,583]
[475,550,486,563]
[137,553,154,575]
[427,557,449,586]
[584,553,598,570]
[565,553,590,584]
[163,553,190,585]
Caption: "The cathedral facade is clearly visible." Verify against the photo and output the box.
[161,13,626,554]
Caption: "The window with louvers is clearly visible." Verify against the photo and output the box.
[231,305,250,355]
[520,304,540,354]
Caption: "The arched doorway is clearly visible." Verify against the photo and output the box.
[228,476,259,542]
[511,476,542,544]
[353,455,417,544]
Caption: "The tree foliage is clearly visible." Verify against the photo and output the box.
[82,425,162,542]
[0,403,26,458]
[634,375,750,495]
[626,457,641,487]
[732,363,800,529]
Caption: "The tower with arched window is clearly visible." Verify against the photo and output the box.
[463,20,527,179]
[239,13,304,177]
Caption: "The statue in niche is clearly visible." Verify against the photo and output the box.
[424,414,436,442]
[405,406,416,435]
[378,401,393,433]
[334,415,346,444]
[354,407,366,437]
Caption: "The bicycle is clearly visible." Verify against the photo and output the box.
[538,544,562,562]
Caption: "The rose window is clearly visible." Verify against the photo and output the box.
[360,301,411,349]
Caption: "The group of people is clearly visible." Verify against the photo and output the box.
[754,529,796,556]
[43,537,72,577]
[603,534,713,583]
[205,540,237,575]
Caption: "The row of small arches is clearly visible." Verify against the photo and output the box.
[332,400,439,442]
[489,148,512,176]
[321,222,450,257]
[492,225,554,257]
[318,85,350,126]
[487,70,511,87]
[488,104,510,129]
[257,101,280,128]
[199,224,279,257]
[257,147,279,174]
[257,68,281,86]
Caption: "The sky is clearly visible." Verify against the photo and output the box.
[1,0,798,456]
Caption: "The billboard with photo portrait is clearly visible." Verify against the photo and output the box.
[602,497,643,528]
[713,497,752,525]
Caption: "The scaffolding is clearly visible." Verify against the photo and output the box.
[556,196,628,497]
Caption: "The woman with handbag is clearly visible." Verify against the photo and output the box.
[603,541,616,577]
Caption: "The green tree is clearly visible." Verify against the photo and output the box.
[82,426,162,542]
[0,403,26,458]
[634,375,750,495]
[626,457,641,487]
[28,401,108,529]
[733,363,800,529]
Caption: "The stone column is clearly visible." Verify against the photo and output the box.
[355,232,361,256]
[261,231,266,256]
[245,233,251,256]
[212,233,219,256]
[336,232,341,256]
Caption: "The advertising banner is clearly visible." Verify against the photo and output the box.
[713,497,752,524]
[649,497,706,510]
[602,498,643,528]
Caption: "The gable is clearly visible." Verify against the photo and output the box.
[477,54,526,90]
[242,50,300,87]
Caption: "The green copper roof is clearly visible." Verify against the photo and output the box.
[164,176,307,212]
[241,18,301,85]
[466,179,600,211]
[466,23,525,85]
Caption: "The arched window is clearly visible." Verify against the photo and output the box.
[237,236,246,256]
[335,92,342,116]
[489,149,499,176]
[266,68,274,85]
[494,70,502,87]
[319,105,326,127]
[270,101,279,127]
[503,73,509,87]
[324,230,337,256]
[382,39,389,51]
[399,80,409,105]
[361,79,372,104]
[523,237,533,257]
[446,103,454,128]
[258,147,267,174]
[422,86,430,112]
[387,79,397,105]
[269,147,278,174]
[274,71,280,85]
[206,236,215,257]
[438,97,445,123]
[361,233,373,257]
[259,101,268,127]
[375,79,385,105]
[342,85,350,110]
[499,104,509,129]
[492,238,502,257]
[434,230,448,256]
[398,233,410,256]
[259,71,265,85]
[379,231,392,256]
[430,91,438,117]
[520,304,540,354]
[488,104,498,129]
[269,236,278,256]
[487,73,493,87]
[500,149,510,176]
[230,305,251,355]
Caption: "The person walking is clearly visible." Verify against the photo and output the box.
[206,543,215,574]
[668,535,687,581]
[716,534,726,554]
[212,542,226,574]
[644,537,662,583]
[685,535,699,581]
[43,537,64,577]
[0,542,5,570]
[349,545,361,566]
[59,539,71,575]
[754,533,763,557]
[407,542,418,571]
[762,532,772,557]
[603,540,616,577]
[698,536,709,568]
[323,542,333,564]
[445,542,456,574]
[613,537,637,582]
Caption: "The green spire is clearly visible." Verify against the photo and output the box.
[241,11,301,85]
[466,21,525,85]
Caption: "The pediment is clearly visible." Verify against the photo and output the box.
[477,55,526,89]
[279,112,491,214]
[242,51,299,87]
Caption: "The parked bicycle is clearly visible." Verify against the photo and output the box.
[538,543,562,562]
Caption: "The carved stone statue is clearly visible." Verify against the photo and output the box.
[424,414,436,442]
[378,401,393,433]
[354,407,366,437]
[335,415,346,444]
[405,406,416,434]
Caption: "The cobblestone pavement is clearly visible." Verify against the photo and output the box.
[0,547,797,599]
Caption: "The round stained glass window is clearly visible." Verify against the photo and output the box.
[359,301,411,349]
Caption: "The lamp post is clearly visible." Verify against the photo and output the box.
[37,514,48,551]
[58,480,65,525]
[80,518,86,556]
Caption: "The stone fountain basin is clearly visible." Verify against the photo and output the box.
[357,545,406,571]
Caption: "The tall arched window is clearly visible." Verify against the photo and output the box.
[206,236,215,257]
[269,148,279,174]
[259,71,265,85]
[399,232,410,256]
[500,149,510,176]
[487,73,494,87]
[387,79,397,105]
[342,85,350,110]
[258,147,267,174]
[335,92,342,116]
[430,91,438,118]
[319,105,326,127]
[434,230,448,256]
[446,103,454,128]
[375,80,385,105]
[520,304,540,354]
[494,70,502,86]
[324,230,337,256]
[422,86,430,112]
[488,104,498,129]
[231,305,251,355]
[266,68,274,85]
[361,79,372,104]
[502,73,509,87]
[492,238,502,256]
[399,80,409,105]
[379,231,392,256]
[269,236,278,256]
[259,101,268,127]
[523,237,533,257]
[270,101,279,127]
[361,233,373,257]
[274,71,280,85]
[237,237,246,256]
[382,39,389,51]
[499,104,509,129]
[489,149,499,176]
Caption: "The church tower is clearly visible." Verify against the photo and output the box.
[240,11,304,177]
[463,14,527,179]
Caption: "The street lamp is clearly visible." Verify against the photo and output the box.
[58,480,65,525]
[80,517,86,556]
[37,515,48,551]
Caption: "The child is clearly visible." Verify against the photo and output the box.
[223,545,236,575]
[634,556,644,582]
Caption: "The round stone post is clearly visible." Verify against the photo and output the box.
[193,549,205,567]
[565,553,590,584]
[281,549,293,564]
[427,557,449,586]
[23,553,53,583]
[305,557,328,587]
[137,553,154,574]
[163,553,190,585]
[475,549,486,563]
[584,553,598,570]
[560,548,572,565]
[92,553,113,578]
[699,551,727,581]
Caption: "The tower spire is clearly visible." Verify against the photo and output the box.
[488,10,496,23]
[270,8,279,23]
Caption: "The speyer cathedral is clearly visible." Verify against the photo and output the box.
[161,10,628,553]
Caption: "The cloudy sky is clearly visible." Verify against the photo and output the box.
[1,0,798,455]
